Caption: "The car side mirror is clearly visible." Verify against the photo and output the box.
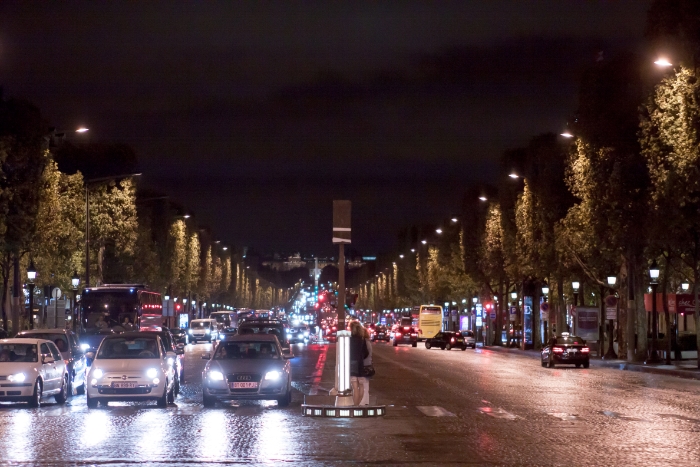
[42,354,55,364]
[202,352,211,360]
[283,349,294,359]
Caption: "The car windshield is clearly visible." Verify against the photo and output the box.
[556,336,585,345]
[239,325,283,341]
[0,343,38,362]
[18,333,70,353]
[191,321,210,329]
[97,337,161,359]
[214,341,280,360]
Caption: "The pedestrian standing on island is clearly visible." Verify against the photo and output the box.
[350,321,367,405]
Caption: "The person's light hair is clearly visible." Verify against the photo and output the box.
[350,320,364,337]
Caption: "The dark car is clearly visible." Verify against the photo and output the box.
[169,327,189,345]
[424,331,467,351]
[391,324,418,347]
[237,319,291,353]
[219,327,238,342]
[370,325,390,342]
[541,333,590,368]
[140,329,186,390]
[287,326,310,344]
[16,328,88,396]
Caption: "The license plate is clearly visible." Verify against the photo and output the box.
[112,382,137,388]
[569,349,578,353]
[230,382,258,389]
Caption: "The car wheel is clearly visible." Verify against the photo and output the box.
[548,357,555,368]
[157,385,168,408]
[446,343,452,351]
[28,379,42,408]
[541,359,546,367]
[575,363,581,368]
[55,375,68,404]
[174,375,180,397]
[440,345,446,350]
[392,341,397,347]
[86,393,98,408]
[192,339,197,344]
[425,342,432,349]
[461,346,467,351]
[66,374,73,397]
[277,388,292,407]
[203,392,216,408]
[583,360,590,369]
[412,342,417,348]
[167,381,175,404]
[76,380,86,395]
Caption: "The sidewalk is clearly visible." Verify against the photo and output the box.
[482,344,700,381]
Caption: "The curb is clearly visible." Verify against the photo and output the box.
[483,345,700,381]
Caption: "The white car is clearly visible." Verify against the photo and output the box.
[0,338,69,407]
[86,332,177,408]
[189,319,218,343]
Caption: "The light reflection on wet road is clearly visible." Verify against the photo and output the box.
[0,340,698,465]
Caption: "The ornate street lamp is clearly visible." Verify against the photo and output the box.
[27,260,37,329]
[572,281,580,306]
[647,260,661,364]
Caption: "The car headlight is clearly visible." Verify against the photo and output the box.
[146,368,158,378]
[220,335,225,340]
[167,357,175,365]
[265,370,281,381]
[208,370,224,381]
[8,373,25,383]
[92,369,104,379]
[304,331,309,337]
[188,329,193,334]
[205,329,210,334]
[80,343,90,351]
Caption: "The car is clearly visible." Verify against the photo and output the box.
[287,325,310,344]
[459,330,477,349]
[16,328,87,396]
[238,318,291,353]
[370,325,390,342]
[85,332,177,408]
[0,338,70,407]
[425,331,467,350]
[541,333,590,368]
[189,319,218,343]
[201,334,293,407]
[218,327,238,341]
[140,329,185,392]
[391,324,418,347]
[169,327,189,346]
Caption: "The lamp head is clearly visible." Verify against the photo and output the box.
[572,281,580,291]
[27,260,37,282]
[607,276,617,286]
[649,260,660,280]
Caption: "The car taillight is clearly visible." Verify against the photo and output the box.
[396,333,402,338]
[411,333,417,336]
[581,347,590,353]
[553,347,564,353]
[403,327,409,330]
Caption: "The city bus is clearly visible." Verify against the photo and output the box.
[413,305,443,340]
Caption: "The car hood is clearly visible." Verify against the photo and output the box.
[91,358,163,372]
[0,362,40,374]
[206,358,285,374]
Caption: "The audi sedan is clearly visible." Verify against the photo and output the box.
[201,334,293,407]
[541,333,590,368]
[0,338,69,407]
[86,332,177,407]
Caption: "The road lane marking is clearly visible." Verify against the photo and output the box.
[417,406,456,417]
[477,406,519,420]
[547,412,580,421]
[309,345,328,395]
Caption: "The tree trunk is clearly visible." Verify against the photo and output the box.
[97,243,105,285]
[494,281,503,345]
[626,255,636,362]
[11,255,20,334]
[634,261,648,362]
[0,254,10,332]
[557,276,566,334]
[695,270,700,369]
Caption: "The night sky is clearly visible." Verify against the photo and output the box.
[0,1,651,256]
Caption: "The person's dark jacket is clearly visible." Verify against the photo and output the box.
[350,335,366,377]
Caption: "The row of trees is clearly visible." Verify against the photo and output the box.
[356,1,700,364]
[0,97,290,331]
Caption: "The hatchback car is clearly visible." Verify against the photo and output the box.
[140,329,185,391]
[189,319,218,343]
[16,328,87,396]
[219,327,238,342]
[425,331,467,350]
[459,330,477,349]
[86,332,177,407]
[391,324,418,347]
[169,327,189,346]
[0,338,69,407]
[287,326,310,344]
[370,325,390,342]
[201,334,293,407]
[541,333,590,368]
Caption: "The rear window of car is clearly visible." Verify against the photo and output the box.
[461,331,475,337]
[556,337,584,345]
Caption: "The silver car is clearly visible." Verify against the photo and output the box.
[201,334,292,407]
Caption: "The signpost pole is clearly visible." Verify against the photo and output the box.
[332,200,352,406]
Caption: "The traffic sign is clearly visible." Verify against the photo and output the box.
[51,287,62,299]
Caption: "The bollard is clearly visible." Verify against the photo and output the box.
[335,330,353,406]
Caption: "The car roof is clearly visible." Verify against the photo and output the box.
[240,319,281,325]
[18,329,72,334]
[103,332,159,340]
[1,338,52,345]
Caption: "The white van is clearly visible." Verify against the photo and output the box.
[188,319,218,343]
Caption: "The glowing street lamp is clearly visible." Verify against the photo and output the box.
[435,228,442,234]
[560,132,574,138]
[478,196,487,201]
[27,260,37,329]
[76,127,89,133]
[682,282,690,292]
[509,173,519,179]
[421,240,427,245]
[654,58,672,67]
[604,275,618,359]
[451,218,458,223]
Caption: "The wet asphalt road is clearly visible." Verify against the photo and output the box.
[1,340,699,466]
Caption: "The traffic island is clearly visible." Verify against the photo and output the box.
[302,395,386,418]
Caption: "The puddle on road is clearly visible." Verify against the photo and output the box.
[656,413,700,424]
[477,406,519,420]
[416,406,456,417]
[598,410,647,422]
[547,412,580,421]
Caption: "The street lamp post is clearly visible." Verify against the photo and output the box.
[27,261,37,329]
[646,261,661,364]
[542,283,550,338]
[510,290,518,347]
[604,276,618,360]
[71,271,80,333]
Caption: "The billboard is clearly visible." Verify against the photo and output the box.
[576,307,599,341]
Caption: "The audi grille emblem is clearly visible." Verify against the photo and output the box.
[237,375,252,381]
[121,375,127,380]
